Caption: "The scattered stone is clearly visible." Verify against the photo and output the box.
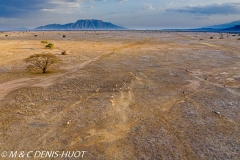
[212,111,221,116]
[67,120,71,125]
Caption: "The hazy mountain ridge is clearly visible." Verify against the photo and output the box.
[2,20,240,31]
[35,19,126,30]
[186,20,240,32]
[205,20,240,29]
[222,25,240,31]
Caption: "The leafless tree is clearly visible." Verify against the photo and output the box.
[24,53,59,73]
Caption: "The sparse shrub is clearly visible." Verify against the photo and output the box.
[35,35,37,37]
[237,38,240,40]
[41,40,48,44]
[5,35,8,37]
[61,51,67,55]
[210,37,213,39]
[45,43,54,49]
[220,34,224,39]
[63,35,66,38]
[24,53,59,73]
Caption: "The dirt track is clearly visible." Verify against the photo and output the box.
[0,31,239,159]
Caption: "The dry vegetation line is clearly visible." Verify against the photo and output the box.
[200,42,218,47]
[32,55,103,88]
[69,71,144,149]
[36,94,97,145]
[191,74,240,96]
[128,71,202,159]
[186,73,239,126]
[0,39,152,101]
[0,39,152,149]
[69,73,142,149]
[131,91,200,159]
[0,78,36,101]
[77,69,200,158]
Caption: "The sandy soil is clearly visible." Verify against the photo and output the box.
[0,31,239,159]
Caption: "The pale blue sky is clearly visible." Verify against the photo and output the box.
[0,0,240,29]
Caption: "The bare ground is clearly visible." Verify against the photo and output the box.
[0,31,239,159]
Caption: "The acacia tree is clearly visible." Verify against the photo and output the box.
[24,53,59,73]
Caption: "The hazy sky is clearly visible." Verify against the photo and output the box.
[1,0,240,29]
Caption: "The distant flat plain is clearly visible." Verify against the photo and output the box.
[0,31,239,159]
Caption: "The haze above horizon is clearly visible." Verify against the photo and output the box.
[1,0,240,30]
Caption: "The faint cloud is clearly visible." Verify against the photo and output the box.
[142,4,155,10]
[42,9,56,12]
[166,3,240,15]
[107,12,120,14]
[193,16,211,20]
[49,1,81,8]
[118,0,127,2]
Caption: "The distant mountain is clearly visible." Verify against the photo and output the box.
[35,19,126,30]
[223,25,240,31]
[204,20,240,29]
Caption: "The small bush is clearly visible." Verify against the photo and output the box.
[220,34,224,39]
[237,38,240,40]
[61,51,67,55]
[34,35,37,37]
[45,43,54,49]
[210,37,213,39]
[5,35,8,37]
[63,35,66,38]
[41,41,48,44]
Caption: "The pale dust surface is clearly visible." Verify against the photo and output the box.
[0,31,239,159]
